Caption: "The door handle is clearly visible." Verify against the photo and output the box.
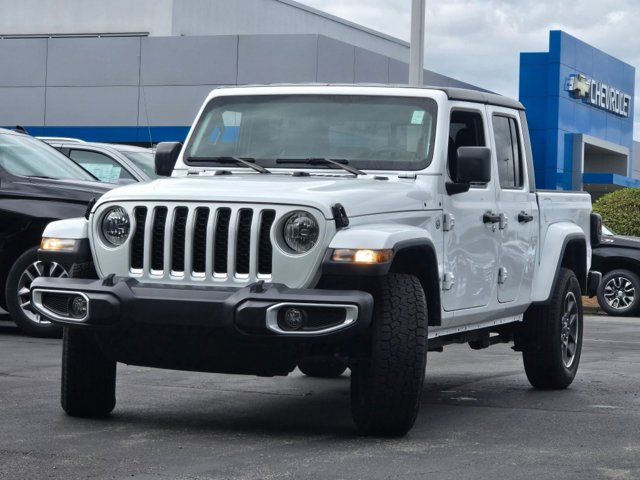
[518,211,534,223]
[483,211,501,224]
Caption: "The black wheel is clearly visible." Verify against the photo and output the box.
[61,328,116,417]
[597,269,640,317]
[350,273,428,437]
[520,268,583,389]
[298,356,347,378]
[5,247,68,337]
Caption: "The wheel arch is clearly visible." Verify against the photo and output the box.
[592,252,640,277]
[561,237,587,293]
[0,219,52,305]
[320,235,442,327]
[388,240,442,327]
[532,225,587,303]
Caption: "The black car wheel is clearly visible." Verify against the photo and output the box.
[5,247,68,337]
[597,269,640,316]
[520,268,583,389]
[350,273,428,437]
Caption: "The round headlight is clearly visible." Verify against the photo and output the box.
[101,207,130,247]
[282,211,319,254]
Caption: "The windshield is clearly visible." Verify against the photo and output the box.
[0,134,96,181]
[120,150,159,179]
[184,95,437,171]
[602,224,615,236]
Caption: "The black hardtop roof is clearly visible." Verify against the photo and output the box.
[435,86,524,111]
[213,84,525,111]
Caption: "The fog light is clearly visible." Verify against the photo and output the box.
[69,296,88,319]
[283,308,305,330]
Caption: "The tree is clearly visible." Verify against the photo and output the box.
[593,188,640,237]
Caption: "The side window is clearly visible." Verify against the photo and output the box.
[68,149,135,184]
[448,110,485,182]
[492,115,523,189]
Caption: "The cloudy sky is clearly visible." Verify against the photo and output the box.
[299,0,639,100]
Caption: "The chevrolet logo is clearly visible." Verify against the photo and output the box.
[568,74,590,98]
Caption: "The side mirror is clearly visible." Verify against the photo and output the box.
[590,213,602,247]
[155,142,182,177]
[446,146,492,195]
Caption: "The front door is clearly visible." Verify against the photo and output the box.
[441,106,500,311]
[487,108,536,304]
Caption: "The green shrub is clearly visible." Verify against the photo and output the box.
[593,188,640,237]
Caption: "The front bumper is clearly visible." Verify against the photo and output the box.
[29,277,373,339]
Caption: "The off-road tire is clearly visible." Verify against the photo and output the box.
[350,273,428,437]
[5,247,62,337]
[596,269,640,317]
[61,260,116,417]
[61,328,116,417]
[298,356,347,378]
[520,268,583,389]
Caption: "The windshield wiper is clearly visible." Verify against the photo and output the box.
[186,156,271,174]
[275,158,365,176]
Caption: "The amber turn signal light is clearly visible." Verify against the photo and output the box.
[331,249,393,264]
[40,237,78,252]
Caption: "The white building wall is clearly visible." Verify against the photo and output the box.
[171,0,408,60]
[0,0,407,60]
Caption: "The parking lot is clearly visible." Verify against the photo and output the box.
[0,313,637,480]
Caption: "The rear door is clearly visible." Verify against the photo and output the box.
[487,107,536,304]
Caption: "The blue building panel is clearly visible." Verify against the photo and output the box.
[583,173,640,188]
[13,126,190,144]
[520,30,637,190]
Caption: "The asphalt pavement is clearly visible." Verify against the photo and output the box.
[0,313,638,480]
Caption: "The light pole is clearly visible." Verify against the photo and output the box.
[409,0,426,86]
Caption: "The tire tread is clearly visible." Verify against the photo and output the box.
[351,273,427,437]
[61,328,116,417]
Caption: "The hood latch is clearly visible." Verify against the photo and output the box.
[332,203,349,229]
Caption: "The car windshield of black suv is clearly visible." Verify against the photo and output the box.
[184,94,437,171]
[0,133,97,181]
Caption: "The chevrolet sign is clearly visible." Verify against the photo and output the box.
[567,74,631,118]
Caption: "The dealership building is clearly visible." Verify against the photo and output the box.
[0,0,639,193]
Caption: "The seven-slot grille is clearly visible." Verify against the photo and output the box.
[129,205,276,281]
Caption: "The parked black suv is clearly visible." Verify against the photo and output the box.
[592,225,640,316]
[0,129,113,336]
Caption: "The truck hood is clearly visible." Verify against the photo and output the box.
[9,177,113,203]
[600,234,640,249]
[96,174,434,218]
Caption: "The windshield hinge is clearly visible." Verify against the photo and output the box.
[332,203,349,229]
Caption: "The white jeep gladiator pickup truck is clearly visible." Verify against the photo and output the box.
[31,85,601,436]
